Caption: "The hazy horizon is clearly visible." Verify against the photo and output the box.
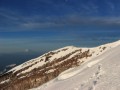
[1,0,120,71]
[1,0,120,54]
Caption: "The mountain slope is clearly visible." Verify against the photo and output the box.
[31,42,120,90]
[0,40,120,90]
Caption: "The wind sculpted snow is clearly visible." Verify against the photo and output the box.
[31,41,120,90]
[1,40,120,90]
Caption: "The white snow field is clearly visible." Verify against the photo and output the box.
[31,41,120,90]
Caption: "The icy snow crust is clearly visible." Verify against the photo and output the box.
[31,40,120,90]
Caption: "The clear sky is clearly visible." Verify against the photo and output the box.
[0,0,120,53]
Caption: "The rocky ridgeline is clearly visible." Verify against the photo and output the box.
[0,42,111,90]
[0,47,93,90]
[0,41,120,90]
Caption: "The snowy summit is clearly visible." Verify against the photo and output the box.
[0,40,120,90]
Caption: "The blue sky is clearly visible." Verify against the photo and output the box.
[0,0,120,53]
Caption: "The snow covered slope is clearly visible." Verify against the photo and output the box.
[31,41,120,90]
[0,40,120,90]
[8,40,120,75]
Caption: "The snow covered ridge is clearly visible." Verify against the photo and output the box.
[0,40,120,90]
[32,40,120,90]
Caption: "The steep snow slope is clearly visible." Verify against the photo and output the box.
[31,42,120,90]
[8,40,120,75]
[1,40,120,90]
